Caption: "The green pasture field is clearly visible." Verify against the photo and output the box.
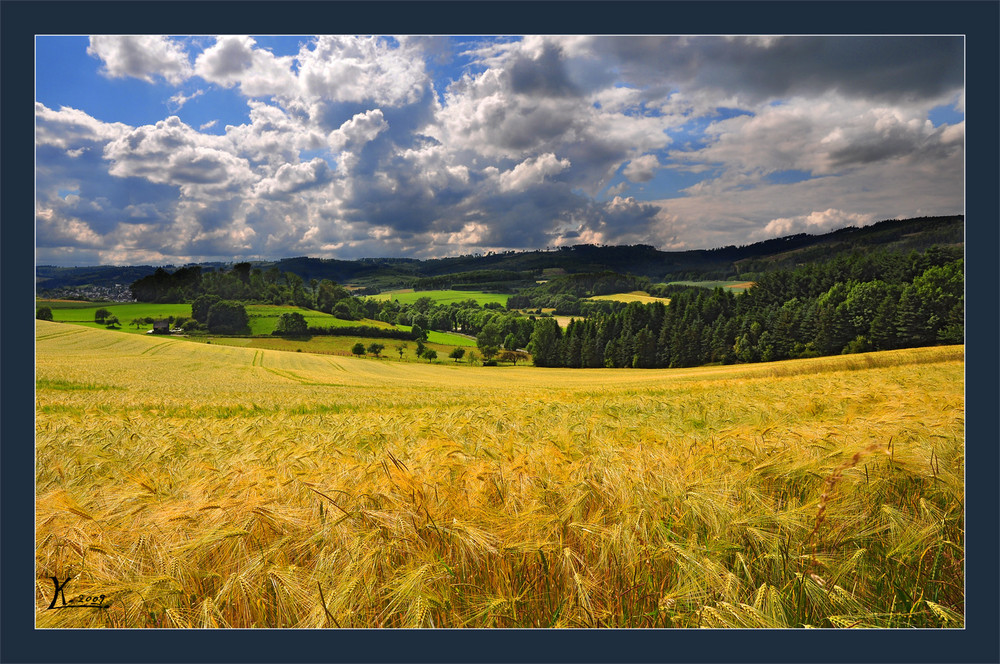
[370,289,510,307]
[37,299,475,358]
[245,305,394,336]
[36,300,394,337]
[35,320,965,629]
[37,300,191,331]
[665,280,756,293]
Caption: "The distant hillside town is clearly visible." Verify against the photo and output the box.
[37,283,136,303]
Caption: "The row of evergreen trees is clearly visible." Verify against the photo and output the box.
[527,247,963,368]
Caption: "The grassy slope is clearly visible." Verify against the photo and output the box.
[664,280,755,293]
[39,301,192,329]
[35,321,964,628]
[38,300,418,345]
[370,289,510,307]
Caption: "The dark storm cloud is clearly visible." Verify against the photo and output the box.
[829,135,923,168]
[473,186,584,248]
[593,36,964,103]
[507,42,580,98]
[466,183,660,250]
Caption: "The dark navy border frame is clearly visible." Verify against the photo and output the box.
[3,3,997,662]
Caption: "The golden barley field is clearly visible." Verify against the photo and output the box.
[35,320,964,628]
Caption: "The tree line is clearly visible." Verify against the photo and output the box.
[527,247,963,368]
[129,244,963,370]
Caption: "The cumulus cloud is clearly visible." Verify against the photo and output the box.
[35,102,130,149]
[224,100,325,168]
[254,158,332,199]
[37,35,964,264]
[430,38,674,200]
[327,109,389,153]
[623,154,660,182]
[760,209,875,238]
[104,116,256,201]
[194,35,297,97]
[499,153,570,192]
[87,36,192,85]
[296,36,429,106]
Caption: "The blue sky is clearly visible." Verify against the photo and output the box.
[35,35,964,266]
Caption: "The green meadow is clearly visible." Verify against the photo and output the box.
[664,280,756,293]
[38,300,478,357]
[370,289,510,307]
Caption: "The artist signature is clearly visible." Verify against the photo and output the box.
[45,575,110,609]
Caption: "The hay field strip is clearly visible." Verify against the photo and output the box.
[35,320,964,628]
[585,291,671,305]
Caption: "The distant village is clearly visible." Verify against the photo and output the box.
[37,283,135,303]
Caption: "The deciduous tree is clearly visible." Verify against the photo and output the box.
[206,301,249,335]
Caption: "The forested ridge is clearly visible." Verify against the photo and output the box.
[527,246,963,368]
[40,215,962,293]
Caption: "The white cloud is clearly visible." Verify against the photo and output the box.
[35,102,130,149]
[499,153,570,192]
[104,116,255,198]
[295,36,429,106]
[623,154,660,182]
[253,158,332,199]
[37,35,964,264]
[224,100,325,168]
[760,209,875,238]
[167,89,204,111]
[194,35,297,97]
[87,36,192,85]
[327,109,389,153]
[669,93,964,199]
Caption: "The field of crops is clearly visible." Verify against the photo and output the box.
[585,291,672,305]
[35,320,964,628]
